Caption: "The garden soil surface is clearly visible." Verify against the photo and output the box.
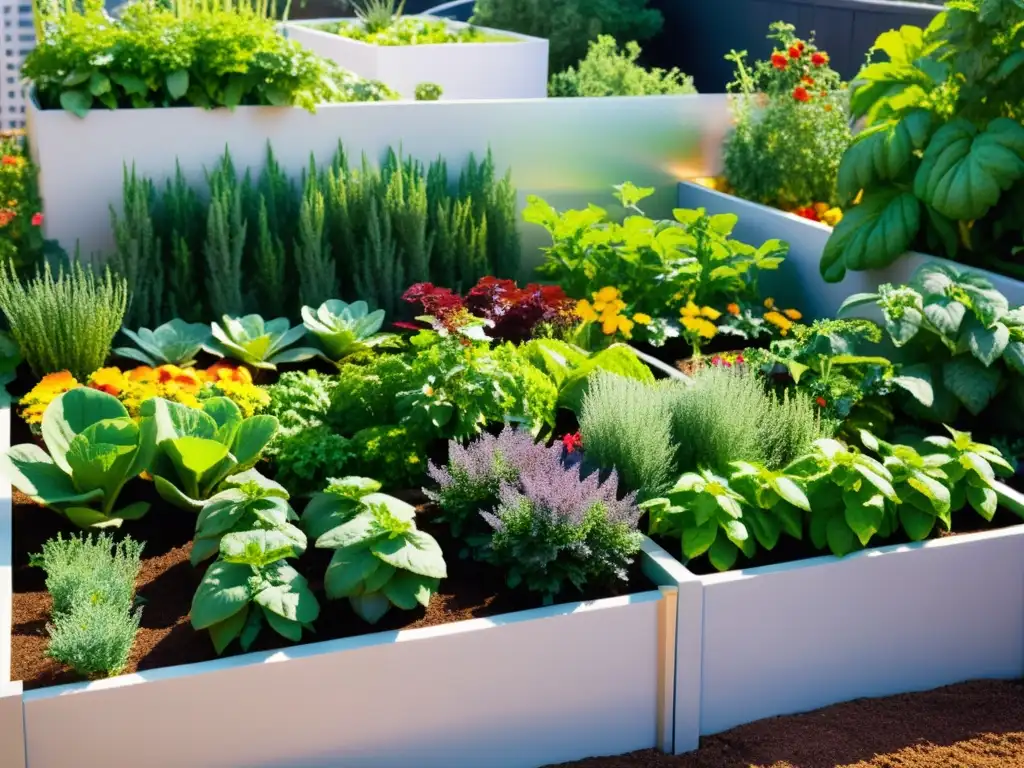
[546,679,1024,768]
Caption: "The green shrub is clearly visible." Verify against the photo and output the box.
[578,373,677,495]
[0,260,127,380]
[0,134,48,274]
[549,36,695,97]
[32,532,143,678]
[110,165,162,329]
[414,82,443,101]
[274,424,353,496]
[470,0,663,72]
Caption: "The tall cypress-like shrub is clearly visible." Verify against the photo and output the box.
[203,153,246,317]
[110,164,163,328]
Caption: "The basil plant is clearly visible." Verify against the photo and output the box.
[304,477,448,624]
[140,397,278,511]
[1,388,152,528]
[301,300,398,362]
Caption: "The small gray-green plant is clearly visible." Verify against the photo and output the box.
[414,82,443,101]
[114,318,212,367]
[301,299,397,362]
[548,36,695,97]
[206,314,320,370]
[0,260,127,380]
[31,532,143,678]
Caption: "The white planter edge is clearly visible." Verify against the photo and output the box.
[1,399,692,767]
[281,17,549,100]
[676,180,1024,317]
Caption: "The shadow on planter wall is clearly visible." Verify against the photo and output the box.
[642,0,941,90]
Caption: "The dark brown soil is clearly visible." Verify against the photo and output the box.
[9,484,644,689]
[545,679,1024,768]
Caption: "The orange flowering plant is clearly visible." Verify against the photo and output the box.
[714,297,804,343]
[19,363,269,430]
[721,21,852,219]
[0,133,47,272]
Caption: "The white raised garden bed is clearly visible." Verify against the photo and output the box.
[282,17,548,100]
[676,181,1024,319]
[1,406,699,767]
[694,520,1024,735]
[27,95,731,262]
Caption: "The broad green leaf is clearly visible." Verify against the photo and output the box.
[773,477,809,511]
[837,292,881,315]
[382,571,438,610]
[962,319,1009,367]
[153,474,204,511]
[196,491,255,537]
[836,112,931,204]
[906,472,951,513]
[315,509,379,549]
[923,297,966,339]
[43,388,128,474]
[164,437,231,499]
[166,69,189,100]
[350,592,391,624]
[820,190,920,282]
[772,501,804,540]
[0,444,104,507]
[892,363,935,406]
[961,451,996,482]
[263,608,302,641]
[64,506,121,528]
[898,504,936,540]
[59,89,91,117]
[558,344,654,414]
[914,118,1024,221]
[364,561,396,593]
[190,536,221,566]
[301,494,362,542]
[254,579,319,624]
[722,518,749,547]
[682,518,717,559]
[745,511,781,550]
[966,484,998,520]
[707,535,739,571]
[942,355,1002,415]
[370,530,447,579]
[190,561,252,629]
[239,605,263,651]
[231,416,278,468]
[843,489,885,545]
[324,545,380,599]
[826,514,858,556]
[207,604,248,654]
[221,529,302,567]
[361,493,416,523]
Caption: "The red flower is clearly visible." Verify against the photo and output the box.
[392,321,425,332]
[816,396,827,408]
[734,354,745,364]
[802,75,815,85]
[31,212,42,226]
[788,46,801,59]
[792,86,811,103]
[797,41,805,51]
[1,155,16,165]
[794,207,819,221]
[562,432,583,454]
[771,52,788,70]
[811,52,828,66]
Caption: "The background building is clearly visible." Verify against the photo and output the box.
[0,0,34,130]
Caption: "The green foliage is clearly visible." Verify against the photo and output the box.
[670,366,828,473]
[309,477,446,624]
[723,22,851,211]
[295,165,337,309]
[207,314,319,370]
[204,154,247,318]
[916,426,1015,522]
[549,36,695,97]
[140,396,279,511]
[114,319,212,367]
[328,16,506,45]
[110,165,163,328]
[470,0,663,72]
[1,388,152,528]
[839,262,1024,421]
[328,355,410,432]
[528,184,787,330]
[578,372,677,495]
[0,134,48,274]
[33,532,143,678]
[301,299,398,362]
[821,3,1024,281]
[0,260,127,380]
[0,331,22,407]
[347,424,429,489]
[24,0,393,117]
[191,471,305,566]
[414,82,443,101]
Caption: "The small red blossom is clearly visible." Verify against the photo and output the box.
[788,46,801,59]
[815,396,827,408]
[792,86,811,103]
[1,155,16,166]
[811,52,828,66]
[31,212,42,226]
[797,41,805,51]
[794,207,819,221]
[734,354,745,365]
[771,52,788,70]
[802,75,815,85]
[562,432,583,454]
[709,355,732,368]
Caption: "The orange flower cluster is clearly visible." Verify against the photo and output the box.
[19,363,269,426]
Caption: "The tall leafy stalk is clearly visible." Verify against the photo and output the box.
[203,153,246,317]
[110,164,163,328]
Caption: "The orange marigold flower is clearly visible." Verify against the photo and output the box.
[792,86,811,103]
[771,52,788,69]
[783,308,803,321]
[763,297,775,309]
[88,367,126,397]
[726,303,740,316]
[127,366,155,381]
[764,310,794,335]
[1,155,17,165]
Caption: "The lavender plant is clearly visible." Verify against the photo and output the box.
[426,425,558,543]
[481,462,643,604]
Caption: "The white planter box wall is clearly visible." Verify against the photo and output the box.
[1,405,698,766]
[676,181,1024,318]
[27,96,732,269]
[695,527,1024,735]
[283,18,548,100]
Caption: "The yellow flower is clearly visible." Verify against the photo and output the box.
[821,207,843,226]
[19,371,81,425]
[601,315,619,335]
[672,292,683,301]
[701,306,721,321]
[853,190,864,206]
[633,312,652,325]
[576,299,598,323]
[764,310,794,335]
[87,367,126,396]
[727,303,740,316]
[594,286,619,303]
[763,297,775,309]
[783,308,803,321]
[680,301,701,318]
[617,316,634,335]
[682,316,718,339]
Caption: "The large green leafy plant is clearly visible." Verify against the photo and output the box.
[24,0,395,117]
[820,2,1024,281]
[2,388,152,528]
[840,263,1024,421]
[306,477,447,624]
[140,397,278,511]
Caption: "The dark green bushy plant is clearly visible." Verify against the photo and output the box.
[32,532,143,678]
[470,0,662,72]
[549,36,695,97]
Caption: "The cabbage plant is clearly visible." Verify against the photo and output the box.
[301,300,398,362]
[190,528,319,654]
[305,477,447,623]
[114,319,212,367]
[206,314,319,370]
[1,388,152,527]
[191,471,305,566]
[140,397,278,511]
